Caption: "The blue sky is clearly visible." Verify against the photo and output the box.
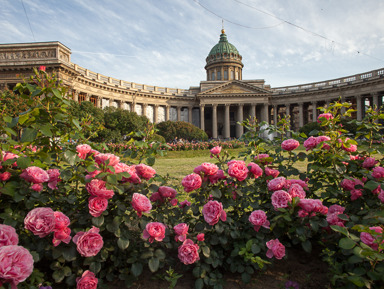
[2,0,384,89]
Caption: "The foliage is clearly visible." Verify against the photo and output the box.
[156,121,208,142]
[1,71,384,289]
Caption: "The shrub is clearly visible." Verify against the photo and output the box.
[156,121,208,142]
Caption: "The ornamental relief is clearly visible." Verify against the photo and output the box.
[0,50,56,61]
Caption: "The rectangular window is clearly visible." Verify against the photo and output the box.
[224,70,228,80]
[217,71,221,80]
[211,72,215,81]
[231,70,235,80]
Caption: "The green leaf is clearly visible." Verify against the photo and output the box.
[117,238,130,250]
[148,257,159,272]
[154,249,166,260]
[251,244,260,254]
[90,262,101,274]
[364,180,379,191]
[195,278,204,289]
[52,269,65,283]
[92,216,104,227]
[339,238,356,250]
[40,123,53,137]
[146,156,155,166]
[202,246,210,258]
[211,188,222,198]
[330,225,349,236]
[347,275,366,287]
[131,263,143,277]
[64,150,77,166]
[62,246,77,262]
[20,128,38,143]
[16,156,31,169]
[302,240,312,253]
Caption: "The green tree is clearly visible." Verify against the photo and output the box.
[156,120,208,142]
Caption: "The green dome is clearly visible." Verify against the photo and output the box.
[208,30,240,57]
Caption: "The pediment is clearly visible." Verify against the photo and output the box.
[198,80,270,97]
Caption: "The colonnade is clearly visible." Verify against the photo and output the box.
[71,89,384,139]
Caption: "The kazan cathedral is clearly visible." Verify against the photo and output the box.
[0,30,384,139]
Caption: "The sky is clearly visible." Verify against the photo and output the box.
[1,0,384,89]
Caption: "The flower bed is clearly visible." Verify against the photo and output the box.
[0,70,383,289]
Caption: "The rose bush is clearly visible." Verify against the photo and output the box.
[0,70,383,289]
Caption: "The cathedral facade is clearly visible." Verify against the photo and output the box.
[1,30,384,139]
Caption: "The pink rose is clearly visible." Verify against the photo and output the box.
[197,233,205,241]
[326,204,347,227]
[178,239,200,265]
[379,190,384,203]
[174,223,189,242]
[182,173,202,192]
[24,207,55,237]
[266,239,285,259]
[350,189,363,201]
[135,164,156,180]
[132,193,152,217]
[372,167,384,179]
[248,162,263,179]
[317,113,333,123]
[2,152,19,167]
[143,222,166,243]
[202,200,226,226]
[339,138,357,152]
[88,197,108,217]
[170,198,178,206]
[254,154,271,165]
[76,144,92,160]
[20,166,49,183]
[0,245,34,287]
[119,165,141,184]
[200,162,219,176]
[179,200,191,208]
[95,153,120,167]
[209,169,226,184]
[0,224,19,247]
[0,172,11,181]
[73,226,103,257]
[328,204,345,215]
[47,169,60,190]
[158,186,177,199]
[249,210,270,232]
[340,178,364,191]
[53,227,71,247]
[288,184,306,199]
[362,157,377,169]
[265,167,280,178]
[268,177,288,191]
[289,179,308,189]
[303,136,317,151]
[54,211,70,230]
[38,65,46,71]
[210,146,221,157]
[31,183,44,192]
[227,160,249,181]
[281,139,300,151]
[360,227,383,250]
[316,136,331,150]
[86,179,114,199]
[271,190,292,210]
[298,199,327,215]
[76,270,98,289]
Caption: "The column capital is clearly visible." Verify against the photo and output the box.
[225,103,231,106]
[199,104,205,108]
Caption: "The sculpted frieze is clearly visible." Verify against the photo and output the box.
[0,50,56,61]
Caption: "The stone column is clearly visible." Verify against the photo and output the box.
[96,97,101,108]
[356,96,363,121]
[312,101,317,122]
[200,105,205,131]
[188,106,193,123]
[340,97,346,114]
[109,98,114,107]
[154,105,158,123]
[142,104,147,117]
[236,104,244,138]
[373,93,379,109]
[224,104,230,139]
[165,105,170,121]
[298,103,304,128]
[177,106,181,121]
[212,104,218,139]
[250,104,256,119]
[273,105,278,125]
[262,104,269,123]
[132,101,136,113]
[73,91,79,102]
[85,94,90,102]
